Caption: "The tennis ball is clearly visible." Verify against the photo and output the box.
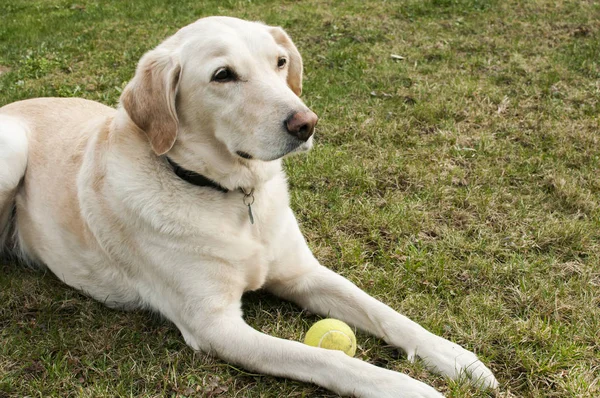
[304,318,356,356]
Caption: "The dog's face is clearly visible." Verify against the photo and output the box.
[121,17,318,164]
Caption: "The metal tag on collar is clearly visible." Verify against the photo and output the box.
[241,188,255,224]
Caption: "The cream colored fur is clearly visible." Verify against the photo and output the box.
[0,17,498,397]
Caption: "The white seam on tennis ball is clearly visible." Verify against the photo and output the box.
[318,330,352,348]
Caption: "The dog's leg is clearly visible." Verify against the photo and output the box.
[168,303,442,398]
[0,116,28,252]
[139,256,442,397]
[266,210,498,390]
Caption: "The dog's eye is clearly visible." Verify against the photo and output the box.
[277,57,287,69]
[212,67,236,82]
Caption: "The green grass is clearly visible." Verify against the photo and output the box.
[1,0,599,397]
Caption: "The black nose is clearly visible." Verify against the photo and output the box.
[285,111,318,141]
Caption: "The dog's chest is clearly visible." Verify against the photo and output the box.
[229,192,285,292]
[176,180,288,292]
[102,164,290,294]
[241,244,270,292]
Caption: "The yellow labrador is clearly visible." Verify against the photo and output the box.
[0,17,497,397]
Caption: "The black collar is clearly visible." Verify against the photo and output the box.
[166,157,229,193]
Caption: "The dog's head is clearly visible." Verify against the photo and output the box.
[120,17,317,165]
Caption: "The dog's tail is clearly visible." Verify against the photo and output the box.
[0,114,29,260]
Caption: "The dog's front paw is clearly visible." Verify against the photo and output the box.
[390,377,445,398]
[366,370,444,398]
[406,333,498,390]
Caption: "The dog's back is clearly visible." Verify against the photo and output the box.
[0,98,113,265]
[0,111,29,260]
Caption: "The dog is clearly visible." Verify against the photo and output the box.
[0,16,498,397]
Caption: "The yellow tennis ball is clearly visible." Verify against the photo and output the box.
[304,318,356,356]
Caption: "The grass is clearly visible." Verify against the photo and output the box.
[1,0,599,396]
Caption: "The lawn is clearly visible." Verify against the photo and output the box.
[1,0,599,397]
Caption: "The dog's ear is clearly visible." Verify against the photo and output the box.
[269,27,303,96]
[121,49,182,155]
